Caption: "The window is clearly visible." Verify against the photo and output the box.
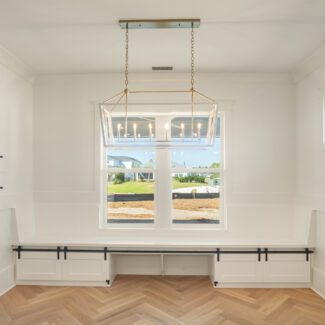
[103,115,224,227]
[171,117,222,224]
[105,149,155,224]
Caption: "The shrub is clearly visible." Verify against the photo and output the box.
[114,173,125,184]
[178,175,206,183]
[113,178,123,184]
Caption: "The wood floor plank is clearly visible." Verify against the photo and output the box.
[0,275,324,325]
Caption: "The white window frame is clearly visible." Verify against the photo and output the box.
[321,91,325,151]
[101,112,226,230]
[171,112,225,229]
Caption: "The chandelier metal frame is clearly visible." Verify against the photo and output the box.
[99,19,218,150]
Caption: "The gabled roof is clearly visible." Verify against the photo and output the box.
[107,155,141,164]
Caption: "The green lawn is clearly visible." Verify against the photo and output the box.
[172,180,207,190]
[108,181,155,194]
[107,180,207,194]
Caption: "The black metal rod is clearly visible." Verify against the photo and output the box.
[107,249,217,254]
[12,246,314,260]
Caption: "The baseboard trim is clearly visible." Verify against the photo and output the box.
[213,282,311,289]
[312,267,325,299]
[311,286,325,300]
[0,283,15,297]
[0,264,15,296]
[16,280,113,287]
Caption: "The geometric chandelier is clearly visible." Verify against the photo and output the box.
[99,19,218,150]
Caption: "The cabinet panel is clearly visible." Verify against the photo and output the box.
[215,254,263,283]
[264,254,310,283]
[61,253,109,281]
[16,252,61,281]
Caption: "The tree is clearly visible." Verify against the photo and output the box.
[209,162,220,168]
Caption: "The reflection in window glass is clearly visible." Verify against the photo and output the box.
[172,172,220,224]
[171,117,221,168]
[107,172,154,223]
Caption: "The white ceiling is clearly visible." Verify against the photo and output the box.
[0,0,325,74]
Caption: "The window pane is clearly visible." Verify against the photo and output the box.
[172,172,220,224]
[107,172,154,223]
[171,117,220,168]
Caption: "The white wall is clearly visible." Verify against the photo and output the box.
[295,62,325,297]
[33,72,296,243]
[0,46,34,294]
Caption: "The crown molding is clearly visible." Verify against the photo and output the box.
[0,44,34,83]
[293,43,325,83]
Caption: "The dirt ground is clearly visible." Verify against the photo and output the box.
[108,198,220,220]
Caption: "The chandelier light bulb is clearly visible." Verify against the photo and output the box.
[117,123,121,141]
[133,123,137,141]
[197,122,201,140]
[148,123,153,141]
[180,123,185,140]
[165,123,169,141]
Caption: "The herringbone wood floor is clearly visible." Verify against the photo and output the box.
[1,275,325,325]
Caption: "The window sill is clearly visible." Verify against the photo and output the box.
[173,219,220,225]
[107,219,154,224]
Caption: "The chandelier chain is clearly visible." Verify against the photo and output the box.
[191,22,195,137]
[125,23,129,89]
[191,23,194,90]
[124,23,129,136]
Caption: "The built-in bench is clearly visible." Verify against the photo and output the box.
[12,241,314,288]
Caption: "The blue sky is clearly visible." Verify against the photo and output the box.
[107,139,220,168]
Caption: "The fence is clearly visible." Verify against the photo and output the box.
[107,192,219,202]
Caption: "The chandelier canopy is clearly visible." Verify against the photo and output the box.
[100,19,218,150]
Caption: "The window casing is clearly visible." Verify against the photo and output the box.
[102,114,225,228]
[321,95,325,151]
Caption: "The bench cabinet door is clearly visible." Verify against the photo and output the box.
[61,253,109,282]
[16,252,61,281]
[215,254,263,283]
[263,254,310,283]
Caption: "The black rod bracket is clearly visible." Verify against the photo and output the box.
[57,246,60,260]
[64,246,68,260]
[216,248,220,262]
